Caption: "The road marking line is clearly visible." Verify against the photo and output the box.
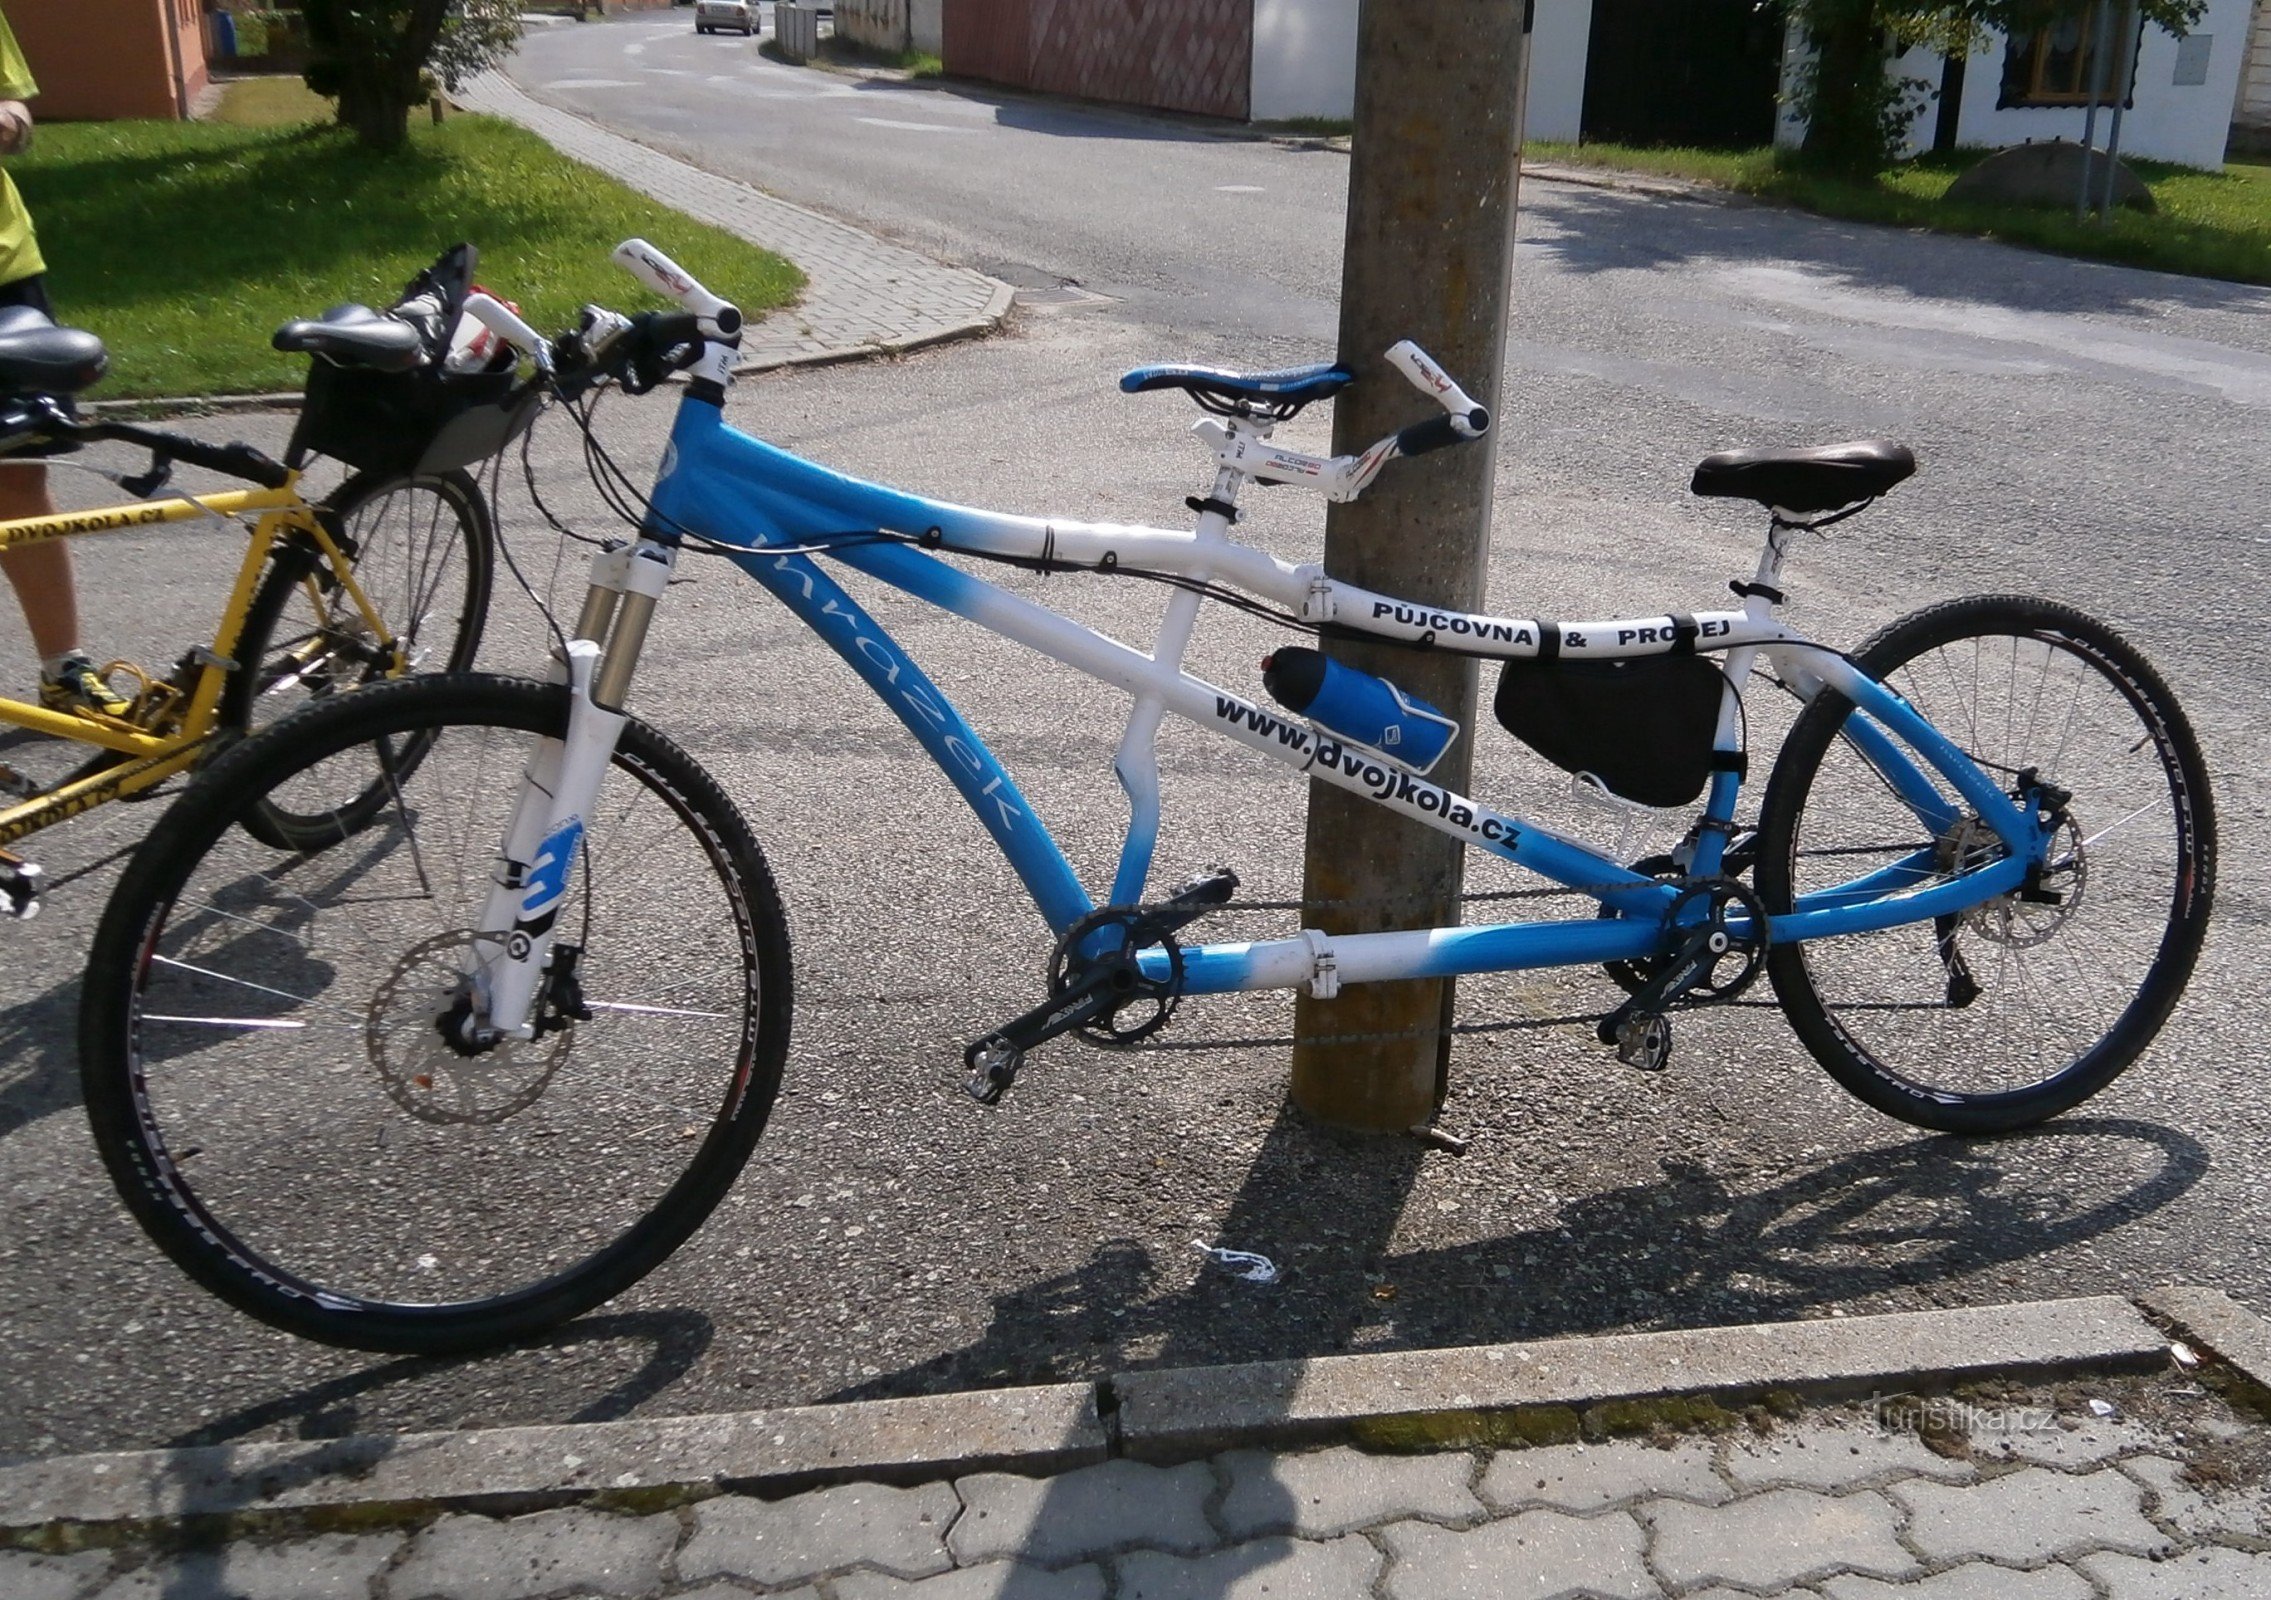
[856,116,978,132]
[545,78,640,90]
[1216,184,1265,193]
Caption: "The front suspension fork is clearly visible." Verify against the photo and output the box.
[455,537,675,1043]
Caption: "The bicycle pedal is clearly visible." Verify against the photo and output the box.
[1143,865,1239,931]
[1612,1010,1672,1072]
[963,1035,1022,1106]
[0,860,44,921]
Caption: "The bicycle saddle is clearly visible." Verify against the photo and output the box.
[1120,359,1354,413]
[272,303,427,373]
[1690,440,1915,515]
[0,305,108,396]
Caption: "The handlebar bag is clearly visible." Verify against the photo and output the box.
[284,244,531,477]
[287,356,518,477]
[1493,653,1726,808]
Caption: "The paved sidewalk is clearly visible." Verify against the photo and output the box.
[3,1292,2264,1598]
[5,1394,2265,1599]
[452,73,1013,368]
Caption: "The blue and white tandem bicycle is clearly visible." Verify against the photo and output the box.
[76,243,2216,1352]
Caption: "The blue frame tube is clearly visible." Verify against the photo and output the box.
[641,402,2042,988]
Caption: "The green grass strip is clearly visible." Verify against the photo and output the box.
[9,108,803,398]
[1529,140,2271,288]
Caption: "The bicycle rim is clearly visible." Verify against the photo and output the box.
[1758,596,2213,1132]
[82,675,791,1352]
[228,472,493,848]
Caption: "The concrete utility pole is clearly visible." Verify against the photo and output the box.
[1289,0,1530,1131]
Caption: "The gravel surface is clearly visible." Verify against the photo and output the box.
[3,138,2268,1456]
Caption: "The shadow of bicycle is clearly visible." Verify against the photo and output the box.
[831,1113,2204,1399]
[162,1308,715,1451]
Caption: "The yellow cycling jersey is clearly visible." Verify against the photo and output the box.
[0,8,46,287]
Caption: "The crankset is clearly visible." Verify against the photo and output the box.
[964,866,1238,1105]
[1597,875,1768,1073]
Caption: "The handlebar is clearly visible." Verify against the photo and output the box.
[1385,339,1489,436]
[464,292,553,376]
[1191,341,1491,501]
[21,407,293,491]
[611,239,743,339]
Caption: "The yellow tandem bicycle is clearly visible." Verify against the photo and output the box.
[0,247,536,917]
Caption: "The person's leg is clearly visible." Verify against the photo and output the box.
[0,461,76,659]
[1,461,128,715]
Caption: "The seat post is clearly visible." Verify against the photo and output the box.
[1102,437,1254,910]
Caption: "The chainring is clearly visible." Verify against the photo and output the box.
[1048,907,1186,1048]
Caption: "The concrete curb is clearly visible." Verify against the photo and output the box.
[1522,160,1738,206]
[1114,1294,2169,1460]
[0,1292,2196,1542]
[82,309,1022,426]
[2139,1283,2271,1394]
[0,1384,1106,1540]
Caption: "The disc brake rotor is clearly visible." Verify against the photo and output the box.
[368,931,571,1125]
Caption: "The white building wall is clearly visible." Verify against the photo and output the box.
[1248,0,1592,139]
[1783,0,2253,168]
[911,0,941,55]
[1950,0,2251,168]
[1250,0,1359,121]
[1525,0,1593,142]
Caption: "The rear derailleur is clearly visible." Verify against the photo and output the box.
[1596,875,1768,1072]
[964,867,1238,1105]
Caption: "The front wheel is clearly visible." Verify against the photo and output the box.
[81,675,793,1353]
[1755,596,2213,1133]
[227,469,494,850]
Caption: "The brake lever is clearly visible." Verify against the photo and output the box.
[121,451,175,498]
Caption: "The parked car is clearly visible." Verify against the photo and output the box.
[695,0,755,36]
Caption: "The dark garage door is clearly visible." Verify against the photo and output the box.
[1582,0,1784,149]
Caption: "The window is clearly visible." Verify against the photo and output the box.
[1999,3,2137,107]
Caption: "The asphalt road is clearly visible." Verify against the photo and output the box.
[2,23,2268,1456]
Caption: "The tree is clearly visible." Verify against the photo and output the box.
[303,0,523,152]
[1785,0,2207,177]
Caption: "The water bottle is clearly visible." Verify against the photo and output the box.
[1262,647,1459,773]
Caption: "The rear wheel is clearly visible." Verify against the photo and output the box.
[81,675,792,1352]
[227,469,492,850]
[1755,596,2213,1133]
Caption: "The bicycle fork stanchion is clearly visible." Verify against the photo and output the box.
[452,538,674,1045]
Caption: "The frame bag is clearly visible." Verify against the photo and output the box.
[1492,641,1726,808]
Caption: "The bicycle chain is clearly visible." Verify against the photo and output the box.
[1086,876,1770,1053]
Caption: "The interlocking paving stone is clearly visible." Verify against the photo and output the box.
[1976,1415,2158,1470]
[1820,1563,2095,1599]
[85,1534,400,1600]
[1893,1466,2168,1565]
[2079,1546,2271,1598]
[834,1559,1108,1600]
[679,1482,958,1585]
[1218,1444,1480,1538]
[1,1549,113,1600]
[1479,1437,1728,1512]
[2119,1451,2270,1541]
[1117,1534,1381,1600]
[1379,1508,1655,1600]
[1644,1486,1919,1591]
[457,73,1008,368]
[950,1460,1216,1565]
[1722,1418,1976,1490]
[389,1508,677,1600]
[667,1585,812,1600]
